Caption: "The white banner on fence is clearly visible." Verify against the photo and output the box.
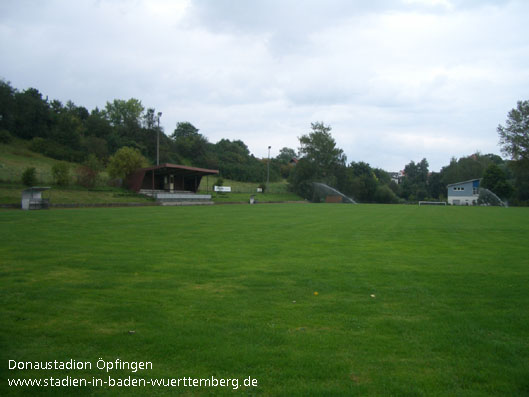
[214,186,231,192]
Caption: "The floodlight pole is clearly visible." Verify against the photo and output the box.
[156,112,162,166]
[266,145,271,191]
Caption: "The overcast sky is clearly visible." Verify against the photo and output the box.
[1,0,528,171]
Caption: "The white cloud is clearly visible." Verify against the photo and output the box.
[1,0,528,170]
[403,0,454,10]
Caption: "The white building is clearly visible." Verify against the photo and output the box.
[447,179,480,205]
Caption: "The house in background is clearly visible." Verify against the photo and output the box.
[389,170,405,185]
[447,179,480,205]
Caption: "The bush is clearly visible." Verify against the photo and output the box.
[258,182,266,193]
[75,154,102,187]
[76,165,98,188]
[51,162,70,186]
[0,129,12,144]
[374,185,399,204]
[107,147,148,180]
[280,163,292,179]
[22,167,37,186]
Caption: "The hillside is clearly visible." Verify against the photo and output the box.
[0,140,302,206]
[0,138,79,184]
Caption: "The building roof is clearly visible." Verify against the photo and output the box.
[22,187,51,193]
[446,178,481,187]
[140,163,219,175]
[126,163,219,192]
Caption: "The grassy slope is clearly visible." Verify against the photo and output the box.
[1,204,528,396]
[0,140,151,205]
[0,141,302,204]
[0,185,155,205]
[198,177,292,194]
[0,139,78,184]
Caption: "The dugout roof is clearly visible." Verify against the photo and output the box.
[127,163,219,193]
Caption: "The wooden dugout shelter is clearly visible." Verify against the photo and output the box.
[126,163,219,193]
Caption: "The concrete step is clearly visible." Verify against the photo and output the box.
[159,201,214,206]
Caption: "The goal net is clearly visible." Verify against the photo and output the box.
[312,182,357,204]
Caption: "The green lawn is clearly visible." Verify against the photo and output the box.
[1,204,528,396]
[0,185,301,206]
[210,191,303,203]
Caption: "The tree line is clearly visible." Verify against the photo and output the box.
[1,79,527,204]
[288,112,528,205]
[0,80,280,184]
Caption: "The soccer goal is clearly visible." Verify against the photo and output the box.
[418,201,447,206]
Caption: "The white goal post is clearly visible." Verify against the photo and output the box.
[418,201,447,206]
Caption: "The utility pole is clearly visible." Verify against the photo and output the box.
[266,145,271,191]
[156,112,162,165]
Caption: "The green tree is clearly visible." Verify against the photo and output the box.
[373,168,391,185]
[374,185,399,204]
[498,100,529,160]
[0,129,12,143]
[481,163,513,199]
[22,167,37,186]
[171,122,200,139]
[142,108,157,130]
[439,153,504,195]
[14,88,51,139]
[66,100,89,121]
[171,122,211,166]
[275,147,297,164]
[211,139,271,182]
[104,99,144,128]
[288,158,319,199]
[107,147,149,180]
[51,162,70,186]
[86,108,113,139]
[508,159,529,204]
[274,147,297,179]
[289,122,346,197]
[298,122,346,178]
[76,154,102,188]
[82,136,109,161]
[49,111,84,150]
[497,101,529,204]
[346,161,378,202]
[0,79,16,133]
[427,172,443,199]
[401,158,429,201]
[103,99,159,160]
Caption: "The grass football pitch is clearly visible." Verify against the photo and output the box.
[1,204,528,396]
